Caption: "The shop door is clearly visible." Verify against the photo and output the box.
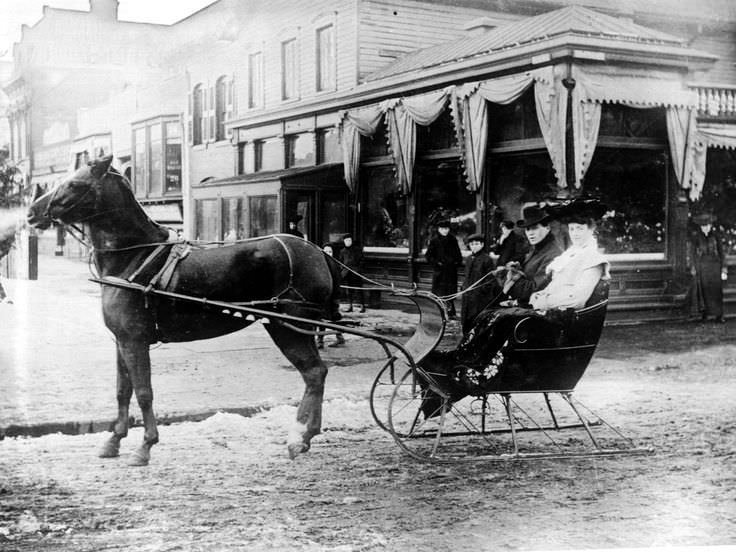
[284,191,313,241]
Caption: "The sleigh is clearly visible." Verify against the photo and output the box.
[93,273,649,463]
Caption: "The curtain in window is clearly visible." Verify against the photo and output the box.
[573,65,702,195]
[452,67,562,191]
[385,87,452,194]
[338,102,390,192]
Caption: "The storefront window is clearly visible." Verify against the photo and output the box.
[694,148,736,255]
[362,166,408,249]
[488,151,557,225]
[583,148,666,256]
[255,138,283,172]
[165,122,182,193]
[222,197,244,240]
[361,120,389,158]
[317,127,341,164]
[195,199,218,241]
[321,191,347,245]
[149,123,162,196]
[286,133,315,168]
[487,89,543,142]
[133,127,146,196]
[416,109,457,151]
[416,161,476,251]
[249,195,277,236]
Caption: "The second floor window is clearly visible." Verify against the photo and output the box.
[285,132,315,168]
[133,119,183,198]
[249,52,263,108]
[282,39,297,101]
[215,76,228,141]
[192,84,204,145]
[316,25,335,92]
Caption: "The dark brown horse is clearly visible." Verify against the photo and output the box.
[27,155,342,465]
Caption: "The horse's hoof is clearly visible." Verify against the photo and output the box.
[287,442,310,460]
[128,447,150,466]
[98,439,120,458]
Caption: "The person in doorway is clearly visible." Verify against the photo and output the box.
[490,220,527,267]
[460,233,497,334]
[499,204,563,305]
[316,243,346,349]
[688,213,727,323]
[425,219,462,318]
[286,216,305,239]
[339,233,366,313]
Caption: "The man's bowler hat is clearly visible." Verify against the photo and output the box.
[517,205,552,228]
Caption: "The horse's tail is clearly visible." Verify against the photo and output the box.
[324,253,344,321]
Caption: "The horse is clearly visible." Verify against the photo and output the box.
[27,155,343,466]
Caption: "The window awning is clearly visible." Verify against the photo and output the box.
[142,203,182,223]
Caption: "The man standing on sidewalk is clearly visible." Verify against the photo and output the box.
[0,222,14,304]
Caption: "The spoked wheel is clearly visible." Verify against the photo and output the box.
[369,357,406,432]
[386,369,511,462]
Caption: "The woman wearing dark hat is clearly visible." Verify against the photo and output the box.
[460,233,497,333]
[688,213,727,323]
[425,219,463,318]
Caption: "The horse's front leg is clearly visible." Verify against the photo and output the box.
[99,343,133,458]
[117,338,159,466]
[265,323,328,459]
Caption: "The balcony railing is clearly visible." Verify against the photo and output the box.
[689,83,736,117]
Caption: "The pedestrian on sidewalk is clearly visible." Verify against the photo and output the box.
[460,233,497,334]
[339,233,366,313]
[688,213,727,323]
[425,219,462,318]
[317,243,345,349]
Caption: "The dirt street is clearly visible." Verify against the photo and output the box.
[1,321,735,551]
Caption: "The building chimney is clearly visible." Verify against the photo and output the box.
[89,0,119,21]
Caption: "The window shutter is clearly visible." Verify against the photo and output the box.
[187,92,193,146]
[226,78,235,140]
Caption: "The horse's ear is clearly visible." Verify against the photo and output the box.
[89,155,114,178]
[31,183,44,202]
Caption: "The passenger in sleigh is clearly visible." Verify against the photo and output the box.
[421,198,610,408]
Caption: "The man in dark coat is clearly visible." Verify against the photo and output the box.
[339,233,366,313]
[425,219,462,317]
[460,233,497,334]
[490,220,528,267]
[502,205,563,305]
[689,213,727,323]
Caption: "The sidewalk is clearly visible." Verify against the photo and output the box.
[1,253,733,440]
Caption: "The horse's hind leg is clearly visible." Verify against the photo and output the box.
[265,323,327,459]
[99,343,133,458]
[117,338,159,466]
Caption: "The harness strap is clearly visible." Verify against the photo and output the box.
[148,243,191,292]
[127,244,168,283]
[272,235,307,302]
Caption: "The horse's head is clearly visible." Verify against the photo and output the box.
[27,155,114,230]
